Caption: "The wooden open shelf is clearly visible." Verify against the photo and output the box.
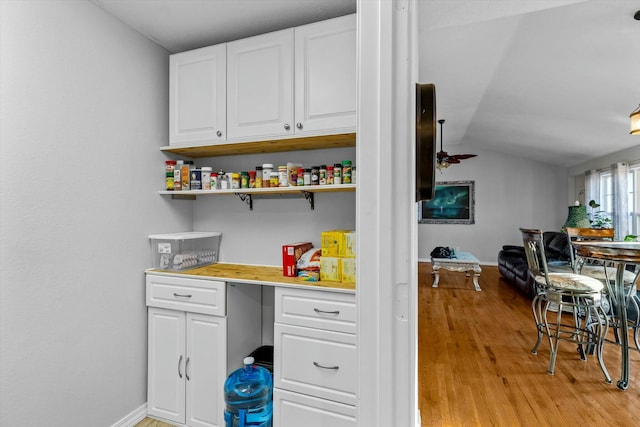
[161,132,356,158]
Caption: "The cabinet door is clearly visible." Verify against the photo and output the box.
[227,29,294,140]
[170,44,226,145]
[273,388,356,427]
[186,313,227,427]
[147,308,186,424]
[294,14,356,135]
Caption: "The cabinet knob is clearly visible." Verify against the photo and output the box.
[284,124,290,131]
[296,122,303,129]
[216,130,222,137]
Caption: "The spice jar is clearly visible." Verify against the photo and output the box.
[303,168,311,186]
[191,168,202,190]
[241,171,249,188]
[296,168,304,186]
[201,166,212,190]
[231,173,241,189]
[249,171,256,188]
[165,160,176,191]
[173,160,183,191]
[311,166,319,185]
[270,171,279,188]
[278,165,288,187]
[210,172,218,190]
[319,165,327,185]
[262,163,273,188]
[181,160,193,190]
[326,165,334,185]
[255,166,263,188]
[333,163,342,185]
[342,160,352,184]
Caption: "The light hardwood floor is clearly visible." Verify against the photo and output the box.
[419,263,640,426]
[137,264,640,426]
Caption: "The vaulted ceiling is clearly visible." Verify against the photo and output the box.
[90,0,640,167]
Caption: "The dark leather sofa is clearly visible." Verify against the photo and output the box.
[497,231,572,298]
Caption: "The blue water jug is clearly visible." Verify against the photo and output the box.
[224,356,273,427]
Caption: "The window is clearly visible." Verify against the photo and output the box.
[628,164,640,235]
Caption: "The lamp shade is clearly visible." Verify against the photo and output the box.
[631,104,640,135]
[563,205,591,229]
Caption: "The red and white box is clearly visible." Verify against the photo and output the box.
[282,242,313,277]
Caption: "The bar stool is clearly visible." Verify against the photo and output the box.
[565,227,640,352]
[520,228,611,381]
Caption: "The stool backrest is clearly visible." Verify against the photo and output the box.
[520,228,550,287]
[565,227,615,272]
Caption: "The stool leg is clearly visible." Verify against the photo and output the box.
[546,301,562,375]
[594,305,612,384]
[531,293,544,355]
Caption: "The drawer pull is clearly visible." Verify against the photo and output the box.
[173,293,192,298]
[178,355,183,378]
[185,357,190,381]
[314,308,340,315]
[313,361,340,370]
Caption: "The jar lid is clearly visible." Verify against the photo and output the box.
[270,171,279,176]
[256,166,263,170]
[342,160,352,165]
[165,160,176,164]
[327,165,334,170]
[241,171,248,175]
[262,163,274,168]
[232,173,240,177]
[334,163,342,167]
[201,166,212,171]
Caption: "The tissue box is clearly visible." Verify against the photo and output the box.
[149,232,221,271]
[282,242,313,277]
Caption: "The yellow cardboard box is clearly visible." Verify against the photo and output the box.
[320,257,342,282]
[321,230,355,257]
[341,257,356,284]
[344,231,356,258]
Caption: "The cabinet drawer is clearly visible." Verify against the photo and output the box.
[273,388,355,427]
[146,275,226,316]
[275,287,355,333]
[274,323,356,405]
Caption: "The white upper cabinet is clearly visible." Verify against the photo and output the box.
[294,14,356,136]
[226,29,294,140]
[170,44,226,146]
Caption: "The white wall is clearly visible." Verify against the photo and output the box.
[190,147,357,265]
[418,146,568,264]
[0,2,190,426]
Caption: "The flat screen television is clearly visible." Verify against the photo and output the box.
[416,83,436,202]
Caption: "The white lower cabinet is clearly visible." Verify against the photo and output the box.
[147,308,226,427]
[273,287,356,426]
[273,388,356,427]
[146,275,262,427]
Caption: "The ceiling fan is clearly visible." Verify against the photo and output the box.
[436,119,477,171]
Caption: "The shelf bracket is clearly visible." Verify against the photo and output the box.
[234,193,253,210]
[303,191,315,210]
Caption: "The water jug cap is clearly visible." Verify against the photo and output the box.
[243,356,255,366]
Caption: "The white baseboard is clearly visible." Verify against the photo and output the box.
[111,403,147,427]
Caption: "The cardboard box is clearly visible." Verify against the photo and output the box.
[344,231,356,258]
[341,257,356,284]
[282,242,313,277]
[320,256,342,282]
[321,230,354,257]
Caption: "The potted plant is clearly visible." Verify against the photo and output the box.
[588,200,612,229]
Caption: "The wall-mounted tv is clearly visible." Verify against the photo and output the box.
[415,83,436,202]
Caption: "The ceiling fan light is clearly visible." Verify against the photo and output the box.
[631,104,640,135]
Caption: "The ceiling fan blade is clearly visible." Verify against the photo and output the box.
[450,154,477,160]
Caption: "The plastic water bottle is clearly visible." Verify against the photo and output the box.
[224,356,273,427]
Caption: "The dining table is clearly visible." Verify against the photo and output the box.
[573,241,640,390]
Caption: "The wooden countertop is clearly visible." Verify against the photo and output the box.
[146,262,356,293]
